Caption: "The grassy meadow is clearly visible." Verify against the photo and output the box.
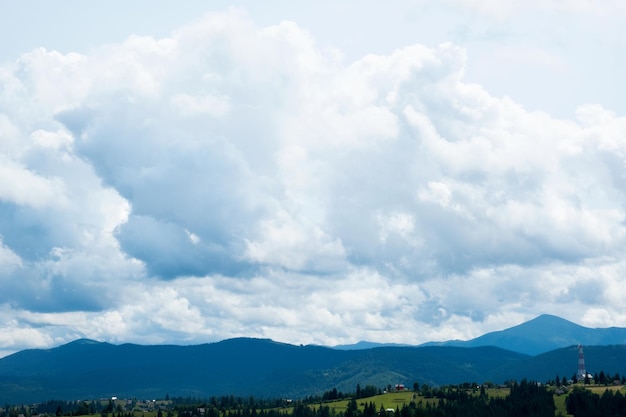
[109,384,625,417]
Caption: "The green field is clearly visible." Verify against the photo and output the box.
[307,388,510,413]
[307,384,626,417]
[338,391,417,411]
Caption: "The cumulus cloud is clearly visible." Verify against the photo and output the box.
[1,8,626,355]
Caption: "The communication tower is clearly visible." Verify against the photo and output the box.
[577,344,586,380]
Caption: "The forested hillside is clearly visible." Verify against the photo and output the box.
[1,337,626,404]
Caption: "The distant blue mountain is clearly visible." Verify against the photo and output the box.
[419,314,626,355]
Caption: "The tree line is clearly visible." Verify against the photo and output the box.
[152,380,556,417]
[566,387,626,417]
[9,377,623,417]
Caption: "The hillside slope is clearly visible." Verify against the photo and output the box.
[0,339,527,403]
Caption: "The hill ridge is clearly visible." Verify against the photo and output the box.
[2,315,626,404]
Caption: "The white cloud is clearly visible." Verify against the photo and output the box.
[0,157,67,209]
[1,7,626,356]
[170,93,231,117]
[0,324,53,350]
[244,208,347,272]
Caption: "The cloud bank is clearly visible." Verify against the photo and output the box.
[1,9,626,355]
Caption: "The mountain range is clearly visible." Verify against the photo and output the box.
[1,314,626,404]
[335,314,626,356]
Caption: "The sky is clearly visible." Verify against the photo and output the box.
[0,0,625,357]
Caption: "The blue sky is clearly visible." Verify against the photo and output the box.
[0,0,625,357]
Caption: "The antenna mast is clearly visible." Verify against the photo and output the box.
[577,344,586,381]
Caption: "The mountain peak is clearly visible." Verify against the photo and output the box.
[502,314,582,334]
[526,314,578,326]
